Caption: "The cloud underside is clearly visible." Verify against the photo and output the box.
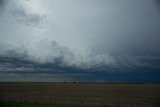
[0,0,160,82]
[0,40,115,71]
[0,0,160,74]
[0,40,160,74]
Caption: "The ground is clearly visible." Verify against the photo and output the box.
[0,83,160,107]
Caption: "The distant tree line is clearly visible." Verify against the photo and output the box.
[63,81,84,84]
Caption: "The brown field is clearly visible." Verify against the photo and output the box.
[0,83,160,107]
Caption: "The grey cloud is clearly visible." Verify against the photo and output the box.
[0,0,5,7]
[11,8,46,27]
[46,0,160,56]
[0,39,159,73]
[114,55,154,69]
[0,0,4,8]
[30,39,116,69]
[0,0,5,15]
[1,0,160,55]
[154,0,160,9]
[0,40,116,70]
[3,0,46,27]
[0,0,160,82]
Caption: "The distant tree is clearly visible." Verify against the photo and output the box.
[63,81,67,84]
[72,81,77,84]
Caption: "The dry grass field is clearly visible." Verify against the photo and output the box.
[0,83,160,107]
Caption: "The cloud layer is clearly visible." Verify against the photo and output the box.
[0,0,160,82]
[0,39,116,71]
[1,0,46,27]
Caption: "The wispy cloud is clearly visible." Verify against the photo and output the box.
[1,0,46,27]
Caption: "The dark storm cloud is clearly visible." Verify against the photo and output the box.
[0,0,160,82]
[0,0,4,6]
[0,40,116,71]
[0,41,160,83]
[0,0,5,14]
[0,42,159,73]
[89,0,160,56]
[154,0,160,7]
[0,0,160,68]
[0,54,160,83]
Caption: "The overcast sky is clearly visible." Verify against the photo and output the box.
[0,0,160,82]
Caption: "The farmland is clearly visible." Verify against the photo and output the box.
[0,83,160,107]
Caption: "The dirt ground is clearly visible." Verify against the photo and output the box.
[0,83,160,107]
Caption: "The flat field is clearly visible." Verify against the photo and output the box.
[0,83,160,107]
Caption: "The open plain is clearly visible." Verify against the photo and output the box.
[0,82,160,107]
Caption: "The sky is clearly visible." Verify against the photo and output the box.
[0,0,160,83]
